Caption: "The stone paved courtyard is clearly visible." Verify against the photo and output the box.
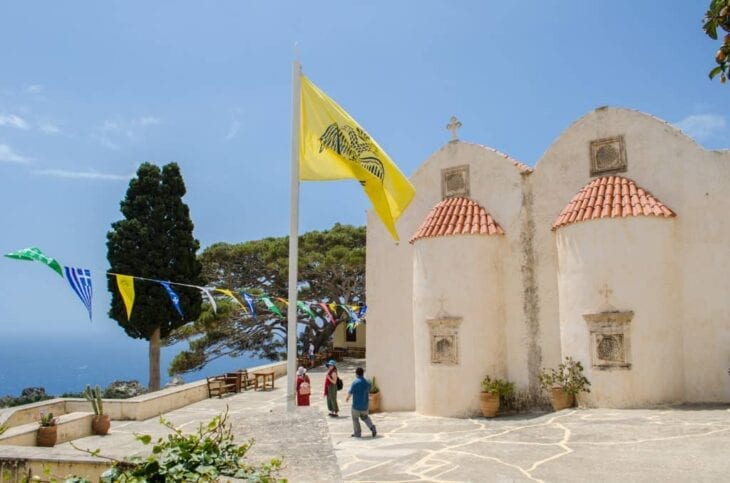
[51,359,730,482]
[327,404,730,482]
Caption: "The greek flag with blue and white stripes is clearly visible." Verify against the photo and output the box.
[63,266,93,320]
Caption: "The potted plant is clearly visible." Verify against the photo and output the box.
[368,377,381,413]
[85,384,111,435]
[480,376,514,417]
[37,412,57,447]
[539,356,591,411]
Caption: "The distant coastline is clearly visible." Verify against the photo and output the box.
[0,331,260,398]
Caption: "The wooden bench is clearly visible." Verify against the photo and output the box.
[252,371,275,391]
[225,371,255,392]
[348,347,366,358]
[206,376,237,398]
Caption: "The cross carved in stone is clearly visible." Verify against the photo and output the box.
[436,295,448,317]
[446,116,462,142]
[599,283,613,306]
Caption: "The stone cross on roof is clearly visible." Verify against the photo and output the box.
[447,116,462,143]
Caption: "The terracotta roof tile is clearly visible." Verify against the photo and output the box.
[410,197,504,243]
[552,176,676,230]
[512,160,533,173]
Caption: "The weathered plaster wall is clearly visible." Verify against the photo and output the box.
[412,236,506,417]
[557,218,682,406]
[366,212,416,410]
[537,107,729,405]
[367,142,527,412]
[677,146,730,402]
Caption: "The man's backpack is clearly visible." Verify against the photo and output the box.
[336,377,343,391]
[299,381,311,396]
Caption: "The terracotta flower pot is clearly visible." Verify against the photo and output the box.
[479,392,500,417]
[92,414,111,435]
[37,426,57,447]
[369,392,381,413]
[549,387,574,411]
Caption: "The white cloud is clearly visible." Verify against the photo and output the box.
[38,122,61,134]
[674,114,728,142]
[0,114,29,130]
[101,120,121,132]
[138,116,161,126]
[31,168,131,180]
[225,120,241,140]
[25,84,43,94]
[93,115,161,149]
[91,133,120,150]
[0,144,30,163]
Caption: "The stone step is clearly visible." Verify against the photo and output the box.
[0,412,95,447]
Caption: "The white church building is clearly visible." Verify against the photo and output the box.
[366,107,730,417]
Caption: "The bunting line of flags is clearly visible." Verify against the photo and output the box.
[4,247,366,331]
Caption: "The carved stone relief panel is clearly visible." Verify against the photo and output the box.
[590,136,627,176]
[582,311,634,370]
[427,317,462,365]
[441,165,470,199]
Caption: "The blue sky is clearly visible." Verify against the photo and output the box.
[0,1,726,337]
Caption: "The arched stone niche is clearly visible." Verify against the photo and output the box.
[427,317,461,365]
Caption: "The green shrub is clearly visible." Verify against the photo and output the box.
[87,409,283,482]
[480,376,514,396]
[538,356,591,396]
[368,377,380,394]
[39,412,57,427]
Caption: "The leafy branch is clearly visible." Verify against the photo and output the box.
[704,0,730,82]
[69,408,283,482]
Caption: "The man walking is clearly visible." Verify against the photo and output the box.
[345,367,377,438]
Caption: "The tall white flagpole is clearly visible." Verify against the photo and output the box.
[287,58,302,409]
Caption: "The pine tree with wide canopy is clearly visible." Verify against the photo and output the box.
[167,223,365,375]
[107,162,203,391]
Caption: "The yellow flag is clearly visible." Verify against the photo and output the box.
[116,274,135,320]
[300,75,415,240]
[215,288,248,313]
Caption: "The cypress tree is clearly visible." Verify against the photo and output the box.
[107,162,202,390]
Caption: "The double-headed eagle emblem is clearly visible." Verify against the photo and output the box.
[319,123,385,184]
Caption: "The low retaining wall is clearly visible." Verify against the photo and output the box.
[0,413,95,447]
[0,399,66,428]
[0,360,288,439]
[0,361,288,479]
[0,445,109,482]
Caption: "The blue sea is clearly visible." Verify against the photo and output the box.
[0,332,261,397]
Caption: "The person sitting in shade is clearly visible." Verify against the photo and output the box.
[345,367,377,438]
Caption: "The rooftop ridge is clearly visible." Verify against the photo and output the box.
[462,141,533,173]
